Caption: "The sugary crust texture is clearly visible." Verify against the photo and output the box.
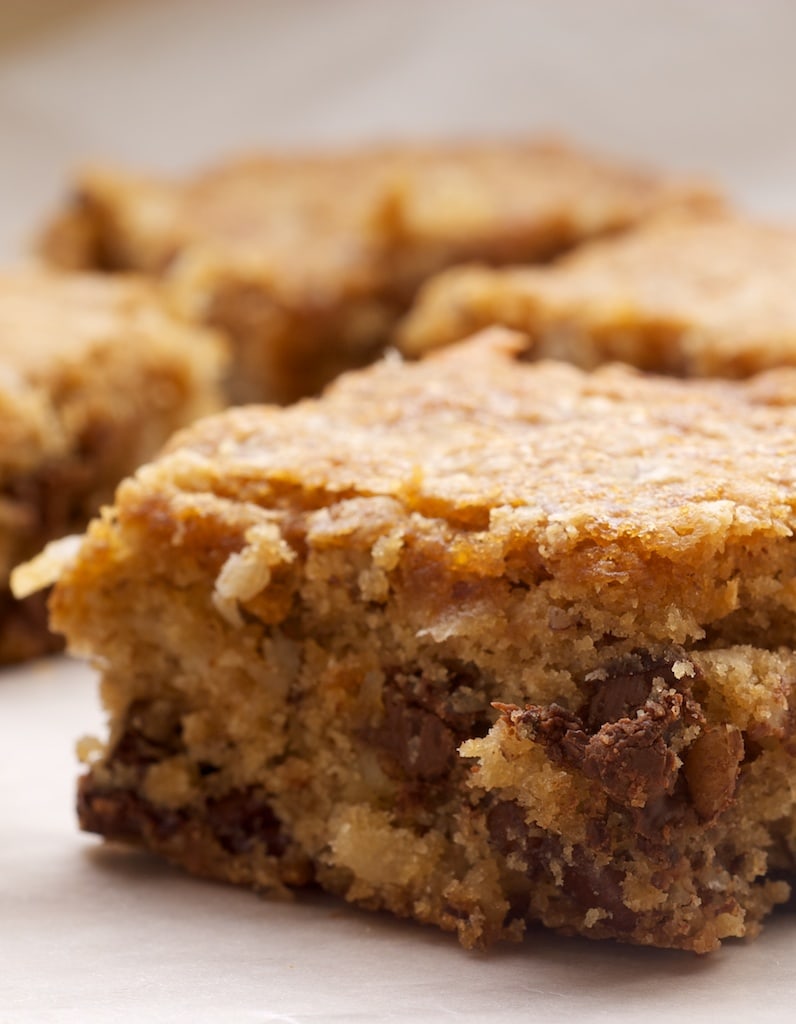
[399,212,796,377]
[39,141,719,402]
[0,268,225,662]
[45,331,796,951]
[149,329,796,571]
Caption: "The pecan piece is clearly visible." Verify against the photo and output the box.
[683,725,744,822]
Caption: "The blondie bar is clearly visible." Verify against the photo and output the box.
[30,333,796,950]
[0,269,224,662]
[399,212,796,377]
[40,142,717,403]
[26,330,796,951]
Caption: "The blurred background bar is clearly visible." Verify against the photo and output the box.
[1,0,796,261]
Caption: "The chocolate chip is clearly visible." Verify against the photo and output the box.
[483,799,637,935]
[582,717,679,809]
[376,691,457,780]
[77,774,189,842]
[77,775,147,843]
[513,703,588,768]
[511,651,705,815]
[369,662,491,782]
[205,788,287,856]
[564,851,638,933]
[633,790,687,842]
[487,800,543,862]
[585,647,694,731]
[78,775,288,858]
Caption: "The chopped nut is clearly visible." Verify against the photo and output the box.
[684,725,744,822]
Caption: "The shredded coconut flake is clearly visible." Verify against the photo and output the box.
[10,534,84,598]
[212,522,295,626]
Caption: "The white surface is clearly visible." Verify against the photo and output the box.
[3,1,796,1019]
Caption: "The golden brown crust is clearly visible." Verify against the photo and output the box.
[40,141,720,402]
[146,329,796,569]
[0,268,225,663]
[399,211,796,376]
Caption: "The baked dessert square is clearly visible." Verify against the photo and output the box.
[24,329,796,952]
[0,269,224,663]
[399,211,796,377]
[39,141,718,403]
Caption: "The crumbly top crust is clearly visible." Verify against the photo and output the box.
[399,213,796,373]
[42,141,718,301]
[137,329,796,566]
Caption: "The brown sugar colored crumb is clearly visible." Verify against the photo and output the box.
[39,141,718,403]
[398,211,796,378]
[0,268,224,663]
[31,329,796,951]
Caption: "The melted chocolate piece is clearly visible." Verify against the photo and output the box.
[369,662,491,782]
[585,647,691,731]
[377,692,457,780]
[564,850,638,933]
[206,788,288,856]
[86,702,293,861]
[77,776,188,844]
[485,799,639,933]
[516,703,588,768]
[487,800,544,862]
[78,776,290,860]
[515,648,705,817]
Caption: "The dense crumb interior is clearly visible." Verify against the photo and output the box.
[49,334,796,950]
